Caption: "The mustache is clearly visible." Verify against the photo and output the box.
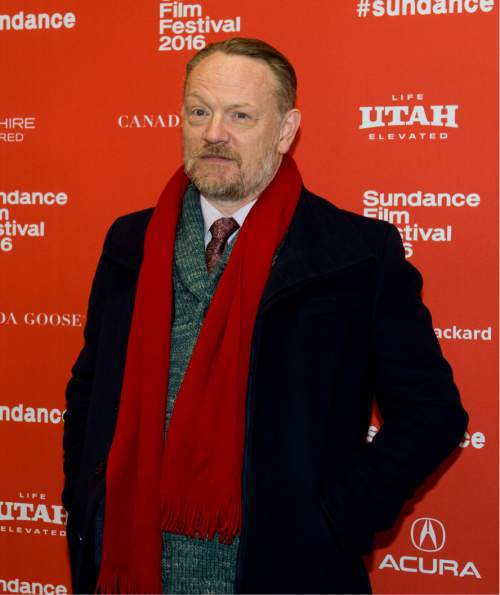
[194,145,241,164]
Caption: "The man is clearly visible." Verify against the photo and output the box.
[62,37,468,594]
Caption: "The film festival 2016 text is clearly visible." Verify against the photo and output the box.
[158,2,242,51]
[0,191,68,253]
[362,190,481,258]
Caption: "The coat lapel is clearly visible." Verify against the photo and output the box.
[260,188,375,307]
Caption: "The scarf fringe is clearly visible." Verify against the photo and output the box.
[161,496,241,544]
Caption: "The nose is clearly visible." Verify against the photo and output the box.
[202,113,230,144]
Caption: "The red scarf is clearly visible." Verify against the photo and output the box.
[97,155,302,593]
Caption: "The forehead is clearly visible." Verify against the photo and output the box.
[184,52,278,107]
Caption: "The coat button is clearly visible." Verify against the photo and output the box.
[113,399,119,412]
[95,458,106,478]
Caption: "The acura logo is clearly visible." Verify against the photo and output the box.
[410,518,446,552]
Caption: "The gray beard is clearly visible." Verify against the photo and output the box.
[185,165,247,202]
[184,152,281,202]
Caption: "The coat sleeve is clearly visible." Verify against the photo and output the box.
[321,224,468,555]
[61,223,116,512]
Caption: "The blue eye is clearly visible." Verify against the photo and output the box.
[192,108,207,117]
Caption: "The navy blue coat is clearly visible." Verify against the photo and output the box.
[62,188,468,594]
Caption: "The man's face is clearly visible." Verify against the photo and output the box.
[182,52,285,202]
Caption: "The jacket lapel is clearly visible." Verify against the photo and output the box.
[260,188,375,307]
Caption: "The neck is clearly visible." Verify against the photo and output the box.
[204,194,257,217]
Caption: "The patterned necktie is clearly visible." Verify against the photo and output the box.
[205,217,240,273]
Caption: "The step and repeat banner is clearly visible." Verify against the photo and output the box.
[1,1,498,593]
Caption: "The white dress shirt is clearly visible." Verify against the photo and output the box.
[200,195,257,248]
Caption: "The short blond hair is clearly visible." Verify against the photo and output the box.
[185,37,297,115]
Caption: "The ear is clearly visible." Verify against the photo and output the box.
[278,109,301,154]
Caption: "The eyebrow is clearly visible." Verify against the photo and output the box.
[185,93,255,110]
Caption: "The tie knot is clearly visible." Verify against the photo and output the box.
[205,217,240,274]
[209,217,240,241]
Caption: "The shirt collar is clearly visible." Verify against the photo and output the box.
[199,194,257,237]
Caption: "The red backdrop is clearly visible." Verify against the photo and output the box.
[1,1,498,593]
